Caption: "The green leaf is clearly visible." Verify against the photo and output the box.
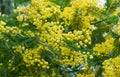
[105,0,120,15]
[49,0,71,8]
[105,16,118,24]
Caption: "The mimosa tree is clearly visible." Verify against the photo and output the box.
[0,0,120,77]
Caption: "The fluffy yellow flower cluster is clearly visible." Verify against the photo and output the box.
[103,56,120,77]
[77,73,95,77]
[62,0,98,28]
[63,28,92,48]
[112,7,120,16]
[16,14,28,22]
[18,0,61,30]
[77,64,95,77]
[115,20,120,36]
[93,37,115,56]
[4,26,21,35]
[0,21,6,39]
[70,0,97,9]
[40,22,64,51]
[11,0,101,74]
[0,21,22,40]
[60,47,87,66]
[12,45,25,53]
[0,21,6,32]
[62,7,75,26]
[24,30,36,37]
[12,44,49,69]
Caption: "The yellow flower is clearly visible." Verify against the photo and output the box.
[93,37,114,56]
[89,55,93,59]
[0,21,6,26]
[112,7,120,16]
[16,14,27,22]
[103,56,120,77]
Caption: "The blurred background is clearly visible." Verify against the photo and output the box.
[0,0,30,14]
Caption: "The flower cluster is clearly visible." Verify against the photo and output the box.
[115,20,120,36]
[93,37,115,57]
[60,47,87,66]
[0,21,6,31]
[20,0,61,30]
[112,7,120,16]
[77,73,95,77]
[103,56,120,77]
[0,21,6,39]
[12,44,49,69]
[61,0,98,28]
[40,22,64,51]
[63,28,92,48]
